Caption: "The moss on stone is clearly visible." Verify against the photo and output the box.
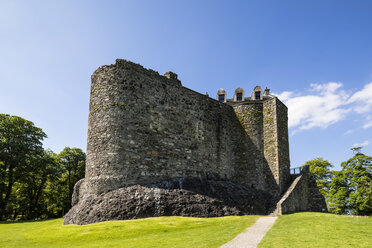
[111,102,127,110]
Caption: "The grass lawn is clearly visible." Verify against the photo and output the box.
[259,212,372,248]
[0,215,259,248]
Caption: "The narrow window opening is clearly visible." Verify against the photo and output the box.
[255,91,261,100]
[218,94,225,102]
[236,92,243,101]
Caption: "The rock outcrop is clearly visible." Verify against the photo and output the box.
[64,177,277,225]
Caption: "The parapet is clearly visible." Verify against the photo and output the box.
[216,86,275,104]
[94,59,182,87]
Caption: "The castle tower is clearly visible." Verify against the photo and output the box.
[227,86,290,195]
[263,96,290,194]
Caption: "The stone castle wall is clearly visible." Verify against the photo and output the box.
[64,59,328,225]
[84,59,278,195]
[263,99,279,192]
[233,102,280,195]
[273,166,328,215]
[275,99,291,193]
[231,98,290,196]
[263,98,291,194]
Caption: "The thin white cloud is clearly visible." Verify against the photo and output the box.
[362,115,372,129]
[276,82,372,134]
[344,129,357,135]
[310,82,344,93]
[348,82,372,114]
[277,82,350,131]
[353,140,370,148]
[363,120,372,129]
[275,91,294,102]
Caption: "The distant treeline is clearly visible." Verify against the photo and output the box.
[0,114,85,221]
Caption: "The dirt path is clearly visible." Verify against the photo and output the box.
[219,216,277,248]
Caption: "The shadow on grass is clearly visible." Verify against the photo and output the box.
[0,218,58,224]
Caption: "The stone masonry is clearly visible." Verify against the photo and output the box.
[64,59,327,225]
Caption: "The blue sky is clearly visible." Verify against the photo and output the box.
[1,0,372,170]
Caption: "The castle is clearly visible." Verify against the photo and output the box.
[64,59,327,225]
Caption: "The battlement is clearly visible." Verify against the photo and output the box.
[216,86,275,104]
[93,59,182,87]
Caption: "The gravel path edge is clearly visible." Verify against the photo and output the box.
[219,216,278,248]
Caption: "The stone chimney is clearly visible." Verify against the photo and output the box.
[164,71,178,80]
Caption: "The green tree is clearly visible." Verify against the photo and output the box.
[0,114,46,220]
[328,147,372,215]
[302,157,334,196]
[17,150,58,219]
[57,147,86,214]
[327,170,348,214]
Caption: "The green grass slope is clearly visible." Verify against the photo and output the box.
[259,212,372,248]
[0,215,258,248]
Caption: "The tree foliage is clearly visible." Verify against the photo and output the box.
[0,114,85,220]
[0,114,46,220]
[327,149,372,215]
[9,149,58,219]
[303,149,371,216]
[302,157,334,196]
[56,147,86,214]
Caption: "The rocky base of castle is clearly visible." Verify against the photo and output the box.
[64,177,277,225]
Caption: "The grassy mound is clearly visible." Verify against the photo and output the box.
[0,215,258,248]
[259,212,372,248]
[3,212,370,247]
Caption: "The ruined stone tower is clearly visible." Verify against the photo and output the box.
[221,87,291,194]
[64,59,327,225]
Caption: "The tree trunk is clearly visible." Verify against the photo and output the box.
[29,176,47,219]
[0,164,15,220]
